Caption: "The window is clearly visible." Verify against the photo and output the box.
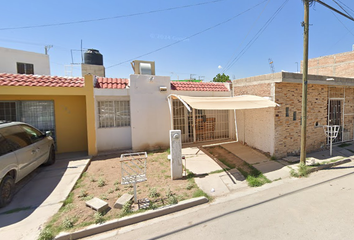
[21,125,44,143]
[285,107,289,117]
[1,126,32,150]
[293,111,297,121]
[0,102,17,121]
[98,101,130,128]
[0,133,12,157]
[17,62,34,74]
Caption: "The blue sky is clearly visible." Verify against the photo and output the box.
[1,0,354,81]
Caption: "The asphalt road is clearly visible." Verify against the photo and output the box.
[86,162,354,240]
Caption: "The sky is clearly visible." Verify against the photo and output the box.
[1,0,354,81]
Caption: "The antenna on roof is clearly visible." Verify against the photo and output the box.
[44,45,53,55]
[268,58,275,73]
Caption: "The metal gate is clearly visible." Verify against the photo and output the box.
[172,99,229,144]
[328,99,342,143]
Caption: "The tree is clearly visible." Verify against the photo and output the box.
[213,73,230,82]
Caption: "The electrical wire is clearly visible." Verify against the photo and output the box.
[106,0,268,69]
[337,0,354,15]
[0,0,224,31]
[223,0,271,72]
[331,11,354,37]
[332,0,354,19]
[222,0,290,73]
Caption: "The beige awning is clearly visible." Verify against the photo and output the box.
[168,94,278,110]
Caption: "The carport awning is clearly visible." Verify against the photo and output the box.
[168,94,278,110]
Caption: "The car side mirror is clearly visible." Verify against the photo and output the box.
[45,131,52,137]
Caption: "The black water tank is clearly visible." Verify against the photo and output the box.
[84,49,103,65]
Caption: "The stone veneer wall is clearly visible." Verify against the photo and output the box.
[273,83,328,157]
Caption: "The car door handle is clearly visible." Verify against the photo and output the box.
[31,148,40,154]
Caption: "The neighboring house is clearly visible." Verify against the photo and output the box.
[0,47,50,75]
[303,50,354,78]
[233,71,354,158]
[0,73,96,155]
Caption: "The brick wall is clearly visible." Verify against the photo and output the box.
[233,83,272,97]
[234,80,354,157]
[274,83,328,157]
[303,51,354,78]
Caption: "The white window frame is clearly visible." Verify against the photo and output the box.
[98,100,130,128]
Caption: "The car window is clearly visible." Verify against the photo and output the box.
[20,125,44,143]
[0,133,13,157]
[0,126,32,150]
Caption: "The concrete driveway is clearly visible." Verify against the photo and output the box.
[0,152,91,240]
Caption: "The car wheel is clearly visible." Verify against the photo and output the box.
[0,175,15,208]
[43,146,56,166]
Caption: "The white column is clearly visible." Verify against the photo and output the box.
[170,130,183,180]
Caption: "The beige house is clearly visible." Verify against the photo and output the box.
[233,71,354,158]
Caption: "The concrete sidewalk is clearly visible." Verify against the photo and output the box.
[182,147,248,198]
[183,142,354,199]
[0,153,91,240]
[221,142,292,181]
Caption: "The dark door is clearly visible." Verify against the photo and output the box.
[328,100,342,142]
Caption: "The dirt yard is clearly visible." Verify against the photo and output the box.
[45,150,202,235]
[204,146,254,174]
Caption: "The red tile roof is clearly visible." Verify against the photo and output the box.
[0,73,84,87]
[95,77,129,89]
[170,81,229,92]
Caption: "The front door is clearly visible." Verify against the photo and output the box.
[328,99,342,143]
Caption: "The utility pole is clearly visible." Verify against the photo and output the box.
[300,0,310,165]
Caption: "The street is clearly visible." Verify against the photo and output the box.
[86,162,354,240]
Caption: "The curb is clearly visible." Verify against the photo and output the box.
[54,196,209,240]
[308,159,352,173]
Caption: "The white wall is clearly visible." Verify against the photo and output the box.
[94,90,132,152]
[0,47,50,75]
[236,108,275,155]
[130,74,172,151]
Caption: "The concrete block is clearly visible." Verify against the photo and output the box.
[114,193,133,209]
[86,197,108,213]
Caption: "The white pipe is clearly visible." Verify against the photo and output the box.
[234,109,238,142]
[167,96,174,130]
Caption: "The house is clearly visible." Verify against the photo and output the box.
[93,75,235,153]
[233,71,354,158]
[0,47,50,75]
[0,71,242,155]
[0,73,96,155]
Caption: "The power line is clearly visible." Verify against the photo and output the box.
[0,0,225,31]
[223,0,290,73]
[223,0,271,72]
[106,0,268,69]
[331,11,354,37]
[337,0,354,15]
[314,0,354,21]
[332,0,353,19]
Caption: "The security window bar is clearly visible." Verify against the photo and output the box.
[17,62,34,74]
[20,101,56,141]
[172,100,229,143]
[98,101,130,128]
[0,102,17,121]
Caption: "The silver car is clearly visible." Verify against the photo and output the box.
[0,121,55,207]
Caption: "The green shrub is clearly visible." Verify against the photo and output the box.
[38,228,54,240]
